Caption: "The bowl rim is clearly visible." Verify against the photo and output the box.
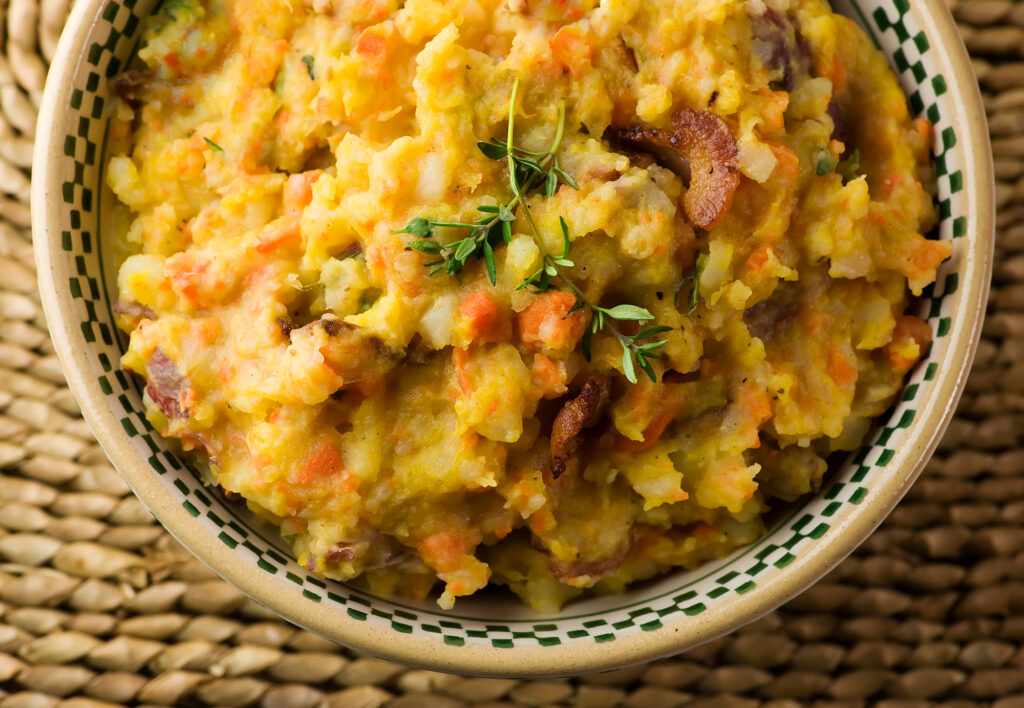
[32,0,994,677]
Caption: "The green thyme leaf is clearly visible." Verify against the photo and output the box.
[621,346,637,384]
[477,140,508,160]
[454,238,477,262]
[601,304,655,321]
[636,354,657,383]
[545,170,558,197]
[636,340,668,352]
[554,167,578,190]
[203,137,223,152]
[675,256,704,316]
[407,240,441,254]
[395,217,432,238]
[635,325,673,340]
[301,55,315,80]
[559,216,571,258]
[483,240,497,285]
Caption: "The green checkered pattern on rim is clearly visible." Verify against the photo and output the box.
[54,0,966,647]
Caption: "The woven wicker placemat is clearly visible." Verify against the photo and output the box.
[1,0,1022,705]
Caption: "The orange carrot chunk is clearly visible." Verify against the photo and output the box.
[517,291,586,352]
[885,315,932,372]
[458,291,510,343]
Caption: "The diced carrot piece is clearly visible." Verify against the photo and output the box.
[528,507,557,534]
[517,292,586,352]
[745,244,773,275]
[740,384,773,426]
[767,141,799,178]
[827,347,858,387]
[550,25,592,74]
[163,52,183,77]
[910,238,953,278]
[295,438,343,486]
[458,291,510,343]
[356,26,387,56]
[616,402,681,453]
[756,89,789,135]
[283,170,323,214]
[869,207,889,227]
[418,531,467,572]
[166,253,208,305]
[885,315,932,371]
[532,353,568,398]
[915,117,933,146]
[255,215,301,254]
[831,52,846,90]
[452,348,473,395]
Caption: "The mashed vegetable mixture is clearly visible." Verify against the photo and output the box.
[108,0,951,611]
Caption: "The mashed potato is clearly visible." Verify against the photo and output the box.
[107,0,950,611]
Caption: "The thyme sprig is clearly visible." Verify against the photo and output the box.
[397,78,671,383]
[674,253,704,316]
[395,95,576,285]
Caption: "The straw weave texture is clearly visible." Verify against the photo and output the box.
[1,0,1022,705]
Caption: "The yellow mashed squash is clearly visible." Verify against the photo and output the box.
[108,0,951,611]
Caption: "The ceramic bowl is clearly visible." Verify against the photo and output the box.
[33,0,993,676]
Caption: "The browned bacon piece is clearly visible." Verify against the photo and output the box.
[550,376,612,479]
[752,7,811,91]
[112,70,151,106]
[608,108,740,230]
[827,97,849,149]
[146,348,190,419]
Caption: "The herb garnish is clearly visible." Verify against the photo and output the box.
[674,254,704,316]
[203,137,224,152]
[836,149,861,183]
[301,55,315,80]
[396,78,671,383]
[814,148,834,176]
[394,89,576,283]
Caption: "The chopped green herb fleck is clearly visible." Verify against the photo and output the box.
[815,148,834,176]
[836,149,862,183]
